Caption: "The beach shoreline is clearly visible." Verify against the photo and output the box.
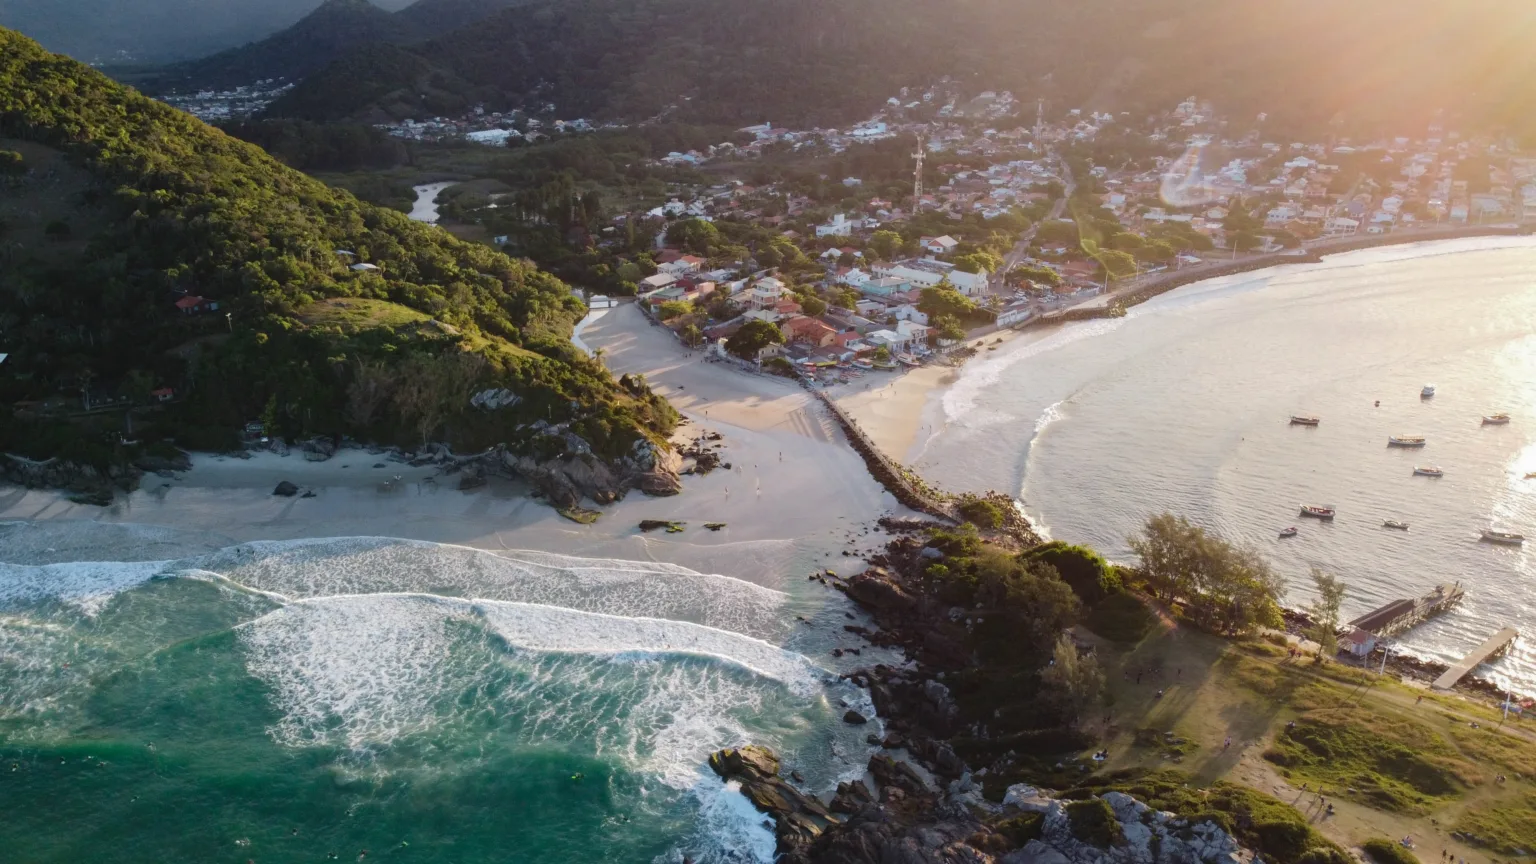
[0,301,912,582]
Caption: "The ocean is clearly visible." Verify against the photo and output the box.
[0,522,878,863]
[913,237,1536,694]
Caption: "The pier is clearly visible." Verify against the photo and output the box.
[1432,628,1519,691]
[1347,582,1464,637]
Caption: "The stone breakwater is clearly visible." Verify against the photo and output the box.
[708,743,1258,864]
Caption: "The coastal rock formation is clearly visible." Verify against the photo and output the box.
[706,745,1257,864]
[496,436,681,507]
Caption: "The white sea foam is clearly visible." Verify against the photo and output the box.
[0,559,170,615]
[195,537,790,639]
[0,520,231,566]
[678,776,777,864]
[238,594,831,774]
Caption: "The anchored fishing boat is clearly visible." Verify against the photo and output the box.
[1279,526,1298,538]
[1413,466,1444,477]
[1382,520,1410,531]
[1482,413,1511,425]
[1299,505,1336,520]
[1289,415,1320,426]
[1481,529,1526,545]
[1388,435,1427,447]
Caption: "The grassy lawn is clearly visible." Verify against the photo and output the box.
[1078,605,1533,864]
[298,297,433,333]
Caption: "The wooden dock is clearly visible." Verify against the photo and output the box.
[1432,627,1519,691]
[1347,582,1464,637]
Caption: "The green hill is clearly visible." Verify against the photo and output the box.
[266,0,1536,139]
[0,28,674,481]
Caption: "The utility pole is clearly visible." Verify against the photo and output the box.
[912,134,925,210]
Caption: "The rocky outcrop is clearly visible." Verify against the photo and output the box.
[2,452,139,503]
[498,435,681,507]
[708,746,842,854]
[708,744,1259,864]
[272,480,299,497]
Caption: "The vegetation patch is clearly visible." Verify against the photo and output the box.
[1456,792,1536,855]
[1360,838,1421,864]
[1073,770,1346,864]
[992,812,1043,847]
[1083,591,1156,643]
[1066,798,1122,848]
[1130,727,1198,760]
[1263,715,1474,813]
[557,507,601,524]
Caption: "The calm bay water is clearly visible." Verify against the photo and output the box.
[0,523,873,863]
[913,237,1536,693]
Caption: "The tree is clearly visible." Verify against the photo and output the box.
[665,218,720,255]
[869,229,902,261]
[1305,568,1348,661]
[44,220,71,240]
[917,285,976,320]
[346,359,394,431]
[931,314,966,343]
[833,287,861,310]
[1129,512,1284,635]
[799,294,828,316]
[0,149,24,176]
[952,253,998,274]
[657,300,692,320]
[1095,249,1137,279]
[1128,512,1206,605]
[725,319,784,360]
[1041,633,1105,725]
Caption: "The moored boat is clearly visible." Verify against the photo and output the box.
[1299,505,1336,520]
[1413,466,1444,477]
[1482,413,1511,425]
[1289,415,1320,426]
[1388,435,1427,447]
[1421,384,1436,398]
[1382,520,1410,531]
[1279,526,1298,538]
[1481,529,1526,545]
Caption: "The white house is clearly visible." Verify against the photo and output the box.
[838,268,871,286]
[873,259,988,295]
[816,213,861,238]
[747,276,786,309]
[1325,216,1359,237]
[658,255,705,276]
[919,235,960,255]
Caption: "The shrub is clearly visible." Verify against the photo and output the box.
[1082,590,1156,643]
[994,812,1043,847]
[958,497,1005,529]
[1361,838,1420,864]
[1024,541,1119,604]
[1066,798,1122,848]
[0,149,23,175]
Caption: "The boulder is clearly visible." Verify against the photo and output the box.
[1001,840,1073,864]
[843,567,918,615]
[708,746,839,855]
[869,754,929,796]
[830,779,875,814]
[843,710,869,725]
[272,480,299,497]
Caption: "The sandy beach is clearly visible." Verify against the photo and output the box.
[0,301,909,583]
[827,327,1027,464]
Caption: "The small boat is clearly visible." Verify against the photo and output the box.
[1299,505,1336,520]
[1279,526,1298,538]
[1382,520,1410,531]
[1481,529,1526,545]
[1388,435,1427,447]
[1413,466,1444,477]
[1482,413,1511,425]
[1289,415,1320,426]
[852,359,873,370]
[1421,384,1436,398]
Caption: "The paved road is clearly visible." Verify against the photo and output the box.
[990,156,1074,293]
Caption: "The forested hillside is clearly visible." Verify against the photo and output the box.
[264,0,1536,139]
[147,0,530,93]
[0,28,673,467]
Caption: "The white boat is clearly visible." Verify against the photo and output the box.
[1388,436,1427,447]
[1481,529,1526,545]
[1299,505,1336,520]
[1482,413,1511,425]
[1383,520,1410,531]
[1279,526,1298,538]
[1413,466,1444,477]
[1289,415,1320,426]
[1421,384,1436,398]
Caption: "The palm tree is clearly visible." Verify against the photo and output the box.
[593,347,607,369]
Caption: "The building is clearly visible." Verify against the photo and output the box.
[1344,628,1376,658]
[747,277,786,309]
[173,295,219,315]
[639,273,678,294]
[871,259,988,295]
[918,235,960,255]
[815,213,862,238]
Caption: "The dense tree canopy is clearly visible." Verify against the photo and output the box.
[0,28,673,464]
